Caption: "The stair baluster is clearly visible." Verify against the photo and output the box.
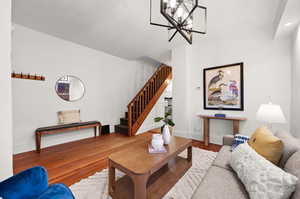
[115,65,172,136]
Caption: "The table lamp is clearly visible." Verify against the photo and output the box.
[256,102,286,129]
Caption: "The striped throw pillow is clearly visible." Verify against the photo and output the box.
[232,134,249,151]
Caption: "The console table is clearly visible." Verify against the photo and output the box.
[35,121,102,152]
[198,115,246,146]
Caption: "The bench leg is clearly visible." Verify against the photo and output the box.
[36,133,41,153]
[99,126,102,136]
[94,127,97,137]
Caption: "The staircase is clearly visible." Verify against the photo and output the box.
[115,64,172,136]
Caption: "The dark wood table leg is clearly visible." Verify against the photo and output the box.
[108,160,116,197]
[35,132,41,153]
[187,145,192,162]
[203,118,210,146]
[94,126,97,137]
[232,120,239,135]
[132,174,149,199]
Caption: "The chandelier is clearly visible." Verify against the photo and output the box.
[150,0,207,44]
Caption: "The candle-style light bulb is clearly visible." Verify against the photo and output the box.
[177,7,183,18]
[170,0,176,8]
[163,0,168,10]
[183,12,187,18]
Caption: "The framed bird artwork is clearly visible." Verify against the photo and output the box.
[203,62,244,111]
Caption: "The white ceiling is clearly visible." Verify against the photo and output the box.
[13,0,282,60]
[274,0,300,38]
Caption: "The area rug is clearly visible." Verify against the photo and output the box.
[70,148,217,199]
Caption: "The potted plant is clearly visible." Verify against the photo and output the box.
[154,111,175,145]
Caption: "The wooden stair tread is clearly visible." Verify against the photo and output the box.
[115,124,128,128]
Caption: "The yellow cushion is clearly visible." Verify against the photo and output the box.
[248,126,283,165]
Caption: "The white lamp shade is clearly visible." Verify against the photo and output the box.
[256,103,286,124]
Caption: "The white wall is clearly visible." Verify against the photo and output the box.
[172,37,291,144]
[0,0,13,180]
[172,46,190,136]
[12,25,158,154]
[291,25,300,138]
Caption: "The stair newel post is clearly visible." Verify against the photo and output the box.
[153,78,156,93]
[139,95,142,116]
[158,70,161,86]
[138,96,140,117]
[165,66,167,78]
[151,80,154,99]
[141,93,144,113]
[128,103,133,136]
[147,86,150,103]
[134,99,137,122]
[146,85,149,104]
[161,68,164,84]
[144,91,146,110]
[159,69,162,86]
[157,74,159,91]
[143,88,147,110]
[141,94,144,114]
[144,91,146,111]
[165,67,167,78]
[155,76,157,91]
[137,97,139,118]
[154,78,156,95]
[162,69,164,84]
[148,83,151,101]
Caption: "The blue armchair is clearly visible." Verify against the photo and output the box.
[0,166,75,199]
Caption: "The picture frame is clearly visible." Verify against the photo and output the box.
[203,62,244,111]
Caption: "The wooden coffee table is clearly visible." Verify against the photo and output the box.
[108,136,192,199]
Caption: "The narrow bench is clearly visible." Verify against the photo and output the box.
[35,121,102,153]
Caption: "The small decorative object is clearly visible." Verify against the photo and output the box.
[162,125,171,145]
[148,144,167,154]
[11,72,45,81]
[203,62,244,111]
[151,134,164,150]
[154,111,175,145]
[214,114,226,118]
[214,106,226,118]
[150,0,207,44]
[256,101,286,129]
[149,134,167,153]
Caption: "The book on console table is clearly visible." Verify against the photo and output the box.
[148,145,167,154]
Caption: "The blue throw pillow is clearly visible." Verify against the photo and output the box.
[232,134,249,151]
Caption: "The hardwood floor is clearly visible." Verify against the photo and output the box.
[13,130,221,186]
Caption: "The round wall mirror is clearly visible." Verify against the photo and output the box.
[55,75,85,102]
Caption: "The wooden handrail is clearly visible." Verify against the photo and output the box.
[128,65,165,106]
[127,64,172,136]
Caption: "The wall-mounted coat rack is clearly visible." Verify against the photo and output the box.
[11,72,45,81]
